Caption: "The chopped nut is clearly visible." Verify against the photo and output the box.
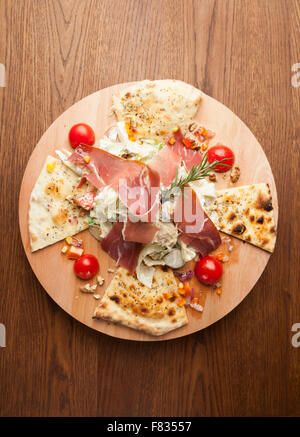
[90,284,98,291]
[107,268,115,273]
[190,300,203,312]
[228,245,234,252]
[93,294,101,300]
[97,275,105,286]
[61,245,68,254]
[208,173,217,182]
[230,166,240,183]
[80,283,94,293]
[222,255,229,263]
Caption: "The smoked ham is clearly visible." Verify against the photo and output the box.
[148,146,181,187]
[101,221,142,272]
[123,220,158,244]
[68,145,160,221]
[169,129,203,171]
[173,187,221,256]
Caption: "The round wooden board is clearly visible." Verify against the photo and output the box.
[19,81,278,341]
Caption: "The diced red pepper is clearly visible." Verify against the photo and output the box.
[77,176,87,188]
[182,138,193,149]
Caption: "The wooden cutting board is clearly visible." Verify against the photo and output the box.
[18,82,278,341]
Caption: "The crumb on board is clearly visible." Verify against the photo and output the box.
[97,275,105,286]
[61,245,68,254]
[107,268,115,273]
[93,294,101,300]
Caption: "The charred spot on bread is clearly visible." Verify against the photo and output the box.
[110,295,120,304]
[168,308,175,316]
[228,212,236,221]
[270,226,276,233]
[250,215,255,222]
[162,265,168,272]
[256,191,273,211]
[256,216,264,224]
[232,224,246,234]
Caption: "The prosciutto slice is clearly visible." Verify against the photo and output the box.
[123,220,158,244]
[148,146,181,187]
[169,129,203,171]
[101,221,142,272]
[174,187,221,256]
[68,145,160,221]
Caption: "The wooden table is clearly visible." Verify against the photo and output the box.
[0,0,299,417]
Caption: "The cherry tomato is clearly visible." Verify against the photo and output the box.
[69,123,95,149]
[207,144,235,173]
[74,254,99,280]
[194,256,223,285]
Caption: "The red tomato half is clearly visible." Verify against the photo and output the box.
[74,254,99,280]
[194,256,223,285]
[69,123,95,149]
[207,144,235,173]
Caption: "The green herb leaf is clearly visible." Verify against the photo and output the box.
[161,152,230,202]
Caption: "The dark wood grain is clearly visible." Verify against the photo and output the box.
[0,0,299,417]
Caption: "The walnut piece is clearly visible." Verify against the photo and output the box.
[230,166,240,183]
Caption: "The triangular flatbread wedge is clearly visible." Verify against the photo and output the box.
[112,79,201,141]
[29,156,91,251]
[203,183,276,252]
[94,266,188,336]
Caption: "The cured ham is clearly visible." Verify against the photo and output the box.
[123,220,158,244]
[168,129,203,171]
[173,187,221,256]
[148,146,181,187]
[69,145,160,221]
[101,221,142,272]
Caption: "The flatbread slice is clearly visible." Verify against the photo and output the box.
[112,79,202,141]
[29,156,91,251]
[94,266,188,336]
[203,183,277,252]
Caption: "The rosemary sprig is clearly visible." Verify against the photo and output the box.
[161,152,230,201]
